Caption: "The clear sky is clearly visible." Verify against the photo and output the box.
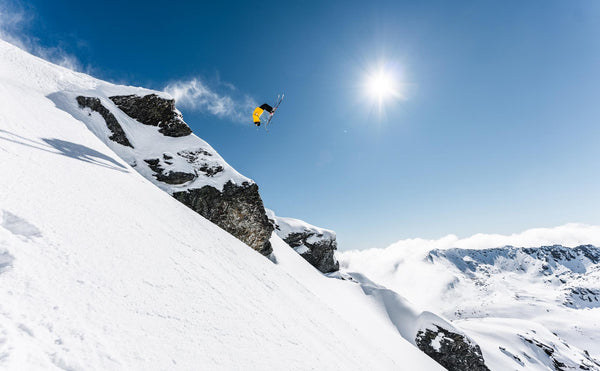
[2,0,600,251]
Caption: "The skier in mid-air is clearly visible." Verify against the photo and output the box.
[252,95,284,127]
[253,103,274,127]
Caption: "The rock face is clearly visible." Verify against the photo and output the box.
[109,94,192,137]
[143,158,195,185]
[76,96,133,148]
[284,231,339,273]
[75,93,273,256]
[416,325,490,371]
[267,210,339,273]
[173,181,273,255]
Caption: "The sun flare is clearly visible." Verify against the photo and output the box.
[364,65,404,110]
[367,71,396,100]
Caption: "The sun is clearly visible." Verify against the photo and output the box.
[367,70,396,100]
[363,65,404,112]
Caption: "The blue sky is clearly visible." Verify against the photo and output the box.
[3,0,600,250]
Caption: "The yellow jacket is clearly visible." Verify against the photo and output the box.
[253,107,264,123]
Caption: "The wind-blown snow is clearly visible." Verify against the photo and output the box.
[0,38,442,370]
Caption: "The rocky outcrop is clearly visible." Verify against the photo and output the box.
[76,96,133,147]
[416,325,490,371]
[143,158,195,185]
[109,94,192,137]
[173,181,273,255]
[267,211,339,273]
[565,287,600,308]
[285,231,338,273]
[75,94,273,257]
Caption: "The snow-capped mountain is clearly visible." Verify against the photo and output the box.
[0,38,449,369]
[340,238,600,370]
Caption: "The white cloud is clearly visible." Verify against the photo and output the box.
[342,223,600,258]
[339,223,600,277]
[338,223,600,309]
[0,1,82,71]
[164,78,257,124]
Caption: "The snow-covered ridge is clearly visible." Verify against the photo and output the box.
[1,36,249,194]
[428,244,600,309]
[51,90,250,195]
[429,244,600,273]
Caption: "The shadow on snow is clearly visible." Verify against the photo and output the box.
[0,129,127,172]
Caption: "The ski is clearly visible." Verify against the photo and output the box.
[265,94,284,129]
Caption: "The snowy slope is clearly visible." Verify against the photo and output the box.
[339,232,600,370]
[269,236,449,369]
[0,38,442,370]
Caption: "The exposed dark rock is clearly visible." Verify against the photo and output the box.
[198,164,224,177]
[76,96,133,148]
[173,181,273,255]
[282,231,339,273]
[267,211,340,273]
[109,94,192,137]
[416,325,490,371]
[521,245,600,265]
[564,287,600,308]
[178,149,212,163]
[144,158,195,185]
[499,346,525,366]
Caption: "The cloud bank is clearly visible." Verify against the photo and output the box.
[0,1,82,71]
[341,223,600,260]
[164,78,256,124]
[338,223,600,309]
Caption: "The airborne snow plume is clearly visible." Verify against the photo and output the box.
[0,1,82,71]
[164,77,256,123]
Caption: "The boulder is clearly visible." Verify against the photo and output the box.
[267,210,339,273]
[416,325,489,371]
[109,94,192,137]
[174,181,273,255]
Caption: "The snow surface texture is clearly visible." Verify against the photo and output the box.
[0,38,443,370]
[339,230,600,370]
